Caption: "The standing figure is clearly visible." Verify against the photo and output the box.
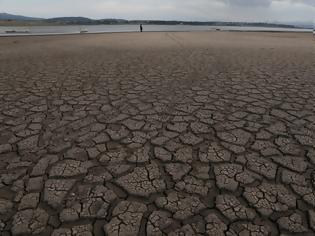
[140,24,143,32]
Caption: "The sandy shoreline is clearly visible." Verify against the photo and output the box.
[0,32,315,235]
[0,27,312,37]
[0,31,313,55]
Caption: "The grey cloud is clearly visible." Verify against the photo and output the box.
[289,0,315,7]
[223,0,315,7]
[224,0,272,7]
[0,0,314,22]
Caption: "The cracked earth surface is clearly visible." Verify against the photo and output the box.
[0,32,314,235]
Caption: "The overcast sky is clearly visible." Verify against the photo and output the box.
[1,0,314,22]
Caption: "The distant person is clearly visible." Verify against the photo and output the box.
[140,24,143,32]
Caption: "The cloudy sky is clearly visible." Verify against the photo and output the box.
[1,0,314,23]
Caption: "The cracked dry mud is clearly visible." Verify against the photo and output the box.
[0,31,314,235]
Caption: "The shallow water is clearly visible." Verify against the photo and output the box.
[0,24,312,36]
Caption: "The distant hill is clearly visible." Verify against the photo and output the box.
[0,12,308,29]
[286,21,313,29]
[46,17,94,24]
[46,17,128,25]
[43,18,301,29]
[0,12,43,21]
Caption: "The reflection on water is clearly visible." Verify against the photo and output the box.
[0,24,312,36]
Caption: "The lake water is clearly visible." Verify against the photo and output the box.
[0,24,312,36]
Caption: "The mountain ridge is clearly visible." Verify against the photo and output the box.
[0,13,312,29]
[0,12,43,21]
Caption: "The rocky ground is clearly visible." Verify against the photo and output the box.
[0,31,314,235]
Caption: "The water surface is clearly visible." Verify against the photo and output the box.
[0,24,312,36]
